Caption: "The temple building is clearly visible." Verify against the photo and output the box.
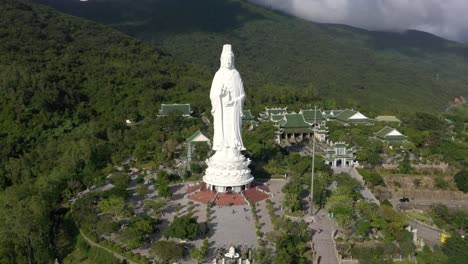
[275,113,313,143]
[374,115,401,125]
[158,103,192,117]
[242,110,258,130]
[314,123,329,142]
[375,126,407,144]
[324,141,356,167]
[184,130,211,161]
[259,107,288,122]
[324,109,371,124]
[300,108,328,124]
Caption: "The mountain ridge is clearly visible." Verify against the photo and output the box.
[33,0,468,113]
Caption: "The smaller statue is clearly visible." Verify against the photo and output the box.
[224,245,240,259]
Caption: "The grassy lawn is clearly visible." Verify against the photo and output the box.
[407,210,432,224]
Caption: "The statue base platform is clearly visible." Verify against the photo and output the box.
[203,148,254,193]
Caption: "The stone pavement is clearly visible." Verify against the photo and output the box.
[208,206,258,248]
[309,209,340,264]
[256,179,287,238]
[408,219,442,247]
[207,179,288,250]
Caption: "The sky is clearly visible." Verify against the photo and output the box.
[248,0,468,43]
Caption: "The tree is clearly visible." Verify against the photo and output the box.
[96,215,119,236]
[416,245,448,264]
[190,239,209,263]
[454,170,468,193]
[121,216,155,249]
[157,184,171,198]
[155,171,172,198]
[110,173,131,197]
[136,184,148,196]
[163,215,201,240]
[351,244,387,264]
[151,241,183,264]
[282,180,303,212]
[399,155,412,174]
[98,196,126,219]
[358,169,385,188]
[190,162,203,173]
[442,235,468,264]
[252,246,273,264]
[144,198,167,216]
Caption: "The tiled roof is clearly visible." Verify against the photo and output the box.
[271,114,285,123]
[374,116,401,122]
[280,113,312,128]
[260,107,288,120]
[323,110,343,118]
[266,107,287,115]
[242,110,255,120]
[334,109,369,122]
[185,130,210,144]
[375,126,406,139]
[300,109,326,123]
[159,104,191,116]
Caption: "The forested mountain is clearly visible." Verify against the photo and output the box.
[0,0,210,262]
[34,0,468,113]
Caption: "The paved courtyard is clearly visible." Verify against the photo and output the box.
[123,176,289,262]
[208,205,259,248]
[205,179,288,249]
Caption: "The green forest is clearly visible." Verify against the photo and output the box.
[1,0,468,263]
[35,0,468,113]
[0,0,212,262]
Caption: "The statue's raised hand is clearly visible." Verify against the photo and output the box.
[225,100,234,107]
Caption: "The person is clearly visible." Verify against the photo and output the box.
[210,44,245,151]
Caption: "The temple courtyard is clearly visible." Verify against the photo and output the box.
[129,178,287,262]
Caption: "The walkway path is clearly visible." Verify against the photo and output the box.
[309,210,339,264]
[333,167,380,205]
[256,180,287,240]
[70,209,139,264]
[334,167,443,248]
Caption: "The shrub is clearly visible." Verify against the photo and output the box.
[413,178,422,187]
[358,169,386,188]
[434,177,449,190]
[150,241,183,263]
[190,162,203,173]
[454,170,468,193]
[163,215,201,239]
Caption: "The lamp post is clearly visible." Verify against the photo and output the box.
[461,217,468,238]
[310,106,317,216]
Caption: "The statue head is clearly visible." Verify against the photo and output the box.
[220,44,235,70]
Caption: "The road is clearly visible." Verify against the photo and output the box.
[408,219,442,247]
[333,167,444,247]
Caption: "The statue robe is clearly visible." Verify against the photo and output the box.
[210,68,245,151]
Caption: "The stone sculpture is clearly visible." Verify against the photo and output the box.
[203,45,254,193]
[224,245,240,259]
[210,44,245,151]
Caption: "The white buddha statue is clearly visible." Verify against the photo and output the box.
[203,44,253,193]
[210,44,245,151]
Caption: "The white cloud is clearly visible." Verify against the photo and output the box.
[248,0,468,42]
